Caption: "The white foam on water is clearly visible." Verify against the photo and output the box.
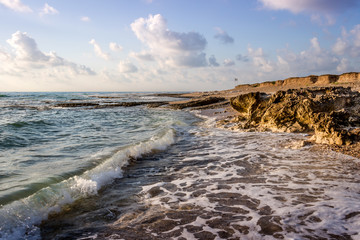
[139,124,360,239]
[0,128,176,240]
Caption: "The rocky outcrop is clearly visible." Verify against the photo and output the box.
[54,101,169,109]
[235,72,360,89]
[168,97,227,110]
[230,87,360,145]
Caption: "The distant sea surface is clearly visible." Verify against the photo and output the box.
[1,92,360,240]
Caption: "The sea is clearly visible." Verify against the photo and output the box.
[0,92,360,240]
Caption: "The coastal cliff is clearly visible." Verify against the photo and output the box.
[229,87,360,146]
[235,72,360,90]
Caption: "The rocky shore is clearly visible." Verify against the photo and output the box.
[49,72,360,158]
[166,72,360,159]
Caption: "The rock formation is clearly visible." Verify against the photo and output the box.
[230,87,360,145]
[235,72,360,90]
[168,97,227,110]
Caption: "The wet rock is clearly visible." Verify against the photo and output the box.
[230,87,360,146]
[214,206,249,214]
[55,102,99,107]
[206,192,260,210]
[169,97,227,110]
[185,225,203,233]
[232,224,249,234]
[259,205,273,215]
[148,186,164,197]
[193,231,216,240]
[55,101,169,109]
[344,211,360,220]
[191,189,207,197]
[257,216,283,235]
[149,219,178,232]
[162,182,178,192]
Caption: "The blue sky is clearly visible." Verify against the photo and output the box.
[0,0,360,92]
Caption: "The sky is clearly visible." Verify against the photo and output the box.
[0,0,360,92]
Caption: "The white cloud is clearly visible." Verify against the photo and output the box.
[81,16,91,22]
[118,61,138,73]
[109,42,123,52]
[209,55,220,67]
[332,24,360,57]
[2,31,94,76]
[214,27,234,44]
[248,47,274,72]
[130,51,155,61]
[351,25,360,48]
[223,58,235,66]
[40,3,58,16]
[336,58,351,72]
[333,38,349,56]
[89,39,110,60]
[277,37,341,75]
[0,0,32,12]
[259,0,358,13]
[130,14,208,68]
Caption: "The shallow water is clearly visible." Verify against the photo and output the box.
[1,93,360,240]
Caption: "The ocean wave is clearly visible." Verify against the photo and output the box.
[0,128,176,240]
[7,120,52,128]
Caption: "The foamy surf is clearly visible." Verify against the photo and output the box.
[112,125,360,239]
[0,128,176,240]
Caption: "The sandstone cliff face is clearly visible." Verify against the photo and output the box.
[235,72,360,89]
[230,87,360,145]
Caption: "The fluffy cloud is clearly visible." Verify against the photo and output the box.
[2,31,94,75]
[277,37,343,75]
[247,47,274,72]
[333,25,360,57]
[130,14,208,67]
[214,27,234,44]
[109,42,123,52]
[89,39,110,60]
[40,3,58,16]
[259,0,358,13]
[223,58,235,66]
[118,61,138,73]
[0,0,32,12]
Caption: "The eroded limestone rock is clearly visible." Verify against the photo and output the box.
[230,87,360,145]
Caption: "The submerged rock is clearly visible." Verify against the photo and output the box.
[169,97,227,110]
[230,87,360,146]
